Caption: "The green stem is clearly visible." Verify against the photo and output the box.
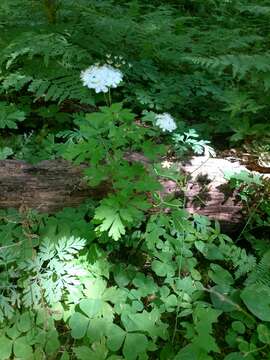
[243,344,268,357]
[172,218,185,344]
[108,88,112,106]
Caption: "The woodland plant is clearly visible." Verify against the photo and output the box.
[0,1,270,360]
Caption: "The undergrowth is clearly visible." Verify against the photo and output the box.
[0,0,270,359]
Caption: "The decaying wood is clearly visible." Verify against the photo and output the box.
[0,156,266,228]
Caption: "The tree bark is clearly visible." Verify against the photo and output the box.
[0,156,263,229]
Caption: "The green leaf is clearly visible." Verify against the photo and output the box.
[123,333,148,360]
[132,273,158,297]
[60,351,70,360]
[0,102,25,129]
[69,312,90,339]
[0,336,12,360]
[74,346,93,360]
[80,298,103,318]
[113,265,136,287]
[232,321,245,334]
[90,339,108,360]
[174,344,212,360]
[106,324,126,352]
[122,309,168,340]
[232,321,246,334]
[152,259,176,277]
[224,353,245,360]
[6,324,21,340]
[87,318,107,342]
[94,194,147,241]
[16,311,32,333]
[95,205,125,241]
[241,284,270,321]
[13,336,33,359]
[210,285,238,312]
[257,324,270,344]
[45,329,60,355]
[208,264,234,285]
[0,147,13,160]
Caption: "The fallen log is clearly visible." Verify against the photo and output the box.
[0,156,265,229]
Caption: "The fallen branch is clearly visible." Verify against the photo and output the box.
[0,156,266,230]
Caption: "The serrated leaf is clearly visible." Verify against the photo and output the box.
[0,102,25,129]
[95,205,125,241]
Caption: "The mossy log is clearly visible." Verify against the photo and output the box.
[0,156,265,229]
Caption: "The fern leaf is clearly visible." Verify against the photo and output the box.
[185,54,270,79]
[246,251,270,287]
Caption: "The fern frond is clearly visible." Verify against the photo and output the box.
[246,251,270,287]
[28,74,94,104]
[238,5,270,16]
[185,54,270,79]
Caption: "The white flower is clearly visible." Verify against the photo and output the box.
[80,64,123,93]
[155,113,177,132]
[161,160,173,169]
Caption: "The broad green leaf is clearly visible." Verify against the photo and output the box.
[208,264,234,285]
[90,339,108,360]
[60,351,70,360]
[113,264,136,287]
[241,284,270,321]
[6,324,21,340]
[74,346,93,360]
[45,329,60,355]
[80,298,103,318]
[13,336,33,359]
[83,278,107,298]
[257,324,270,344]
[174,344,212,360]
[69,312,90,339]
[16,311,32,333]
[106,324,126,352]
[0,147,13,160]
[224,353,245,360]
[0,336,12,360]
[210,285,238,312]
[123,333,148,360]
[87,318,107,342]
[152,259,176,277]
[132,273,158,297]
[122,309,168,340]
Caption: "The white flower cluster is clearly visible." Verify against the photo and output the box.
[155,113,177,132]
[80,64,123,93]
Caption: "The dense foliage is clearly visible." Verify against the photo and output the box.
[0,0,270,359]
